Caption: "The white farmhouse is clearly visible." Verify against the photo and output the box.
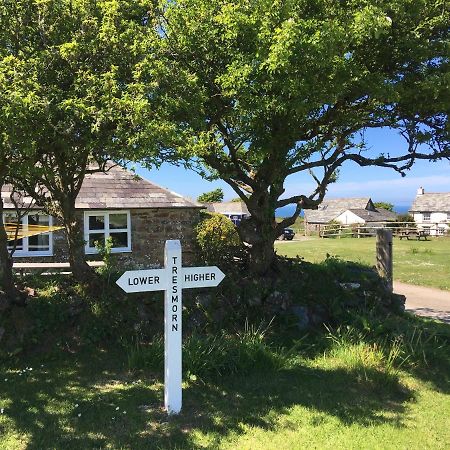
[304,198,397,233]
[410,187,450,236]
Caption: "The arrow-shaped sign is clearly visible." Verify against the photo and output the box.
[116,268,167,293]
[182,266,225,289]
[116,267,225,293]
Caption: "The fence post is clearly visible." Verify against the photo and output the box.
[376,229,393,292]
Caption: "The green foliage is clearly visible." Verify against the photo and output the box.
[126,320,287,379]
[0,1,164,280]
[374,202,395,212]
[197,188,224,203]
[136,0,450,274]
[195,212,244,265]
[94,236,117,281]
[396,213,415,223]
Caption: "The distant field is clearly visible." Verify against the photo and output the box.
[276,236,450,291]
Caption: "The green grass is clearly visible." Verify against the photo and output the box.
[1,318,449,450]
[276,236,450,291]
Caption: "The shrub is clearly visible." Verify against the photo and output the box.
[195,212,244,265]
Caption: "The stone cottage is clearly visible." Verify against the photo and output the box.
[2,166,203,267]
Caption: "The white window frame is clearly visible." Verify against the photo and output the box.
[84,210,132,254]
[4,212,54,257]
[423,212,431,222]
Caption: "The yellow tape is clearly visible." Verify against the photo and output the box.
[3,223,64,241]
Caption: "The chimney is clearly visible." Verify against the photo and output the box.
[417,187,424,196]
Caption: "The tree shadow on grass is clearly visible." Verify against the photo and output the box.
[0,348,413,450]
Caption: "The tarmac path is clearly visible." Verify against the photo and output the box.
[394,281,450,324]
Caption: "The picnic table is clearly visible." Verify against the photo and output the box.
[397,229,429,241]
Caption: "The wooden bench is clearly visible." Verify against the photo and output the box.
[398,229,429,241]
[13,261,105,275]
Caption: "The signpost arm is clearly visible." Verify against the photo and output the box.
[164,240,182,414]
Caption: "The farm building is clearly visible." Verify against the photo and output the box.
[204,201,250,225]
[304,197,397,234]
[2,165,203,267]
[410,187,450,236]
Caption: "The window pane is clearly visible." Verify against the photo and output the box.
[88,233,105,248]
[109,213,128,229]
[110,232,128,248]
[89,215,105,230]
[7,239,23,251]
[28,214,50,226]
[29,234,50,252]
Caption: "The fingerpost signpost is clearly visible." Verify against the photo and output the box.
[116,240,225,415]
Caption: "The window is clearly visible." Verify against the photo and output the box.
[438,227,446,236]
[84,211,131,254]
[4,212,53,257]
[423,212,431,222]
[422,226,431,235]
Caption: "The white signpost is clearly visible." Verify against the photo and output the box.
[116,240,225,415]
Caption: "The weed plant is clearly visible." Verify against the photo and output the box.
[125,319,288,380]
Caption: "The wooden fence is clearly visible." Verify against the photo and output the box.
[318,222,438,239]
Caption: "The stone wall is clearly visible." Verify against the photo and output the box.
[12,208,202,268]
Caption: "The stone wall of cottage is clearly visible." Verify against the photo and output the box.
[12,208,202,268]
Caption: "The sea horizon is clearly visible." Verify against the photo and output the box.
[276,204,410,218]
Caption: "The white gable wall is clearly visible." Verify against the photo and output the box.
[335,210,365,225]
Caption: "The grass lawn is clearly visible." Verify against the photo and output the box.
[276,236,450,291]
[1,325,450,450]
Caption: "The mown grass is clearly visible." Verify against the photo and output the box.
[276,236,450,290]
[1,316,449,450]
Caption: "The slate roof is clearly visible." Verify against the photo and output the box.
[304,198,371,223]
[410,192,450,212]
[347,208,397,222]
[204,201,250,215]
[2,165,201,210]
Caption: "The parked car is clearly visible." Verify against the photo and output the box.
[278,228,295,240]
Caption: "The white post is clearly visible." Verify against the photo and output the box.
[164,240,182,415]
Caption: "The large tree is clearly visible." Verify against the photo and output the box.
[140,0,449,275]
[0,8,42,297]
[1,0,157,281]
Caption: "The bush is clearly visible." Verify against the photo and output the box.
[195,212,244,266]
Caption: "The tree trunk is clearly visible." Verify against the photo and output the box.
[247,233,277,275]
[61,197,95,283]
[0,190,16,297]
[237,194,279,276]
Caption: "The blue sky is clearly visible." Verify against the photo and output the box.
[135,128,450,209]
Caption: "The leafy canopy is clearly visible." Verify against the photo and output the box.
[374,202,395,212]
[197,188,224,203]
[141,0,449,228]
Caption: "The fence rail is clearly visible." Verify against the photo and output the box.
[317,222,448,239]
